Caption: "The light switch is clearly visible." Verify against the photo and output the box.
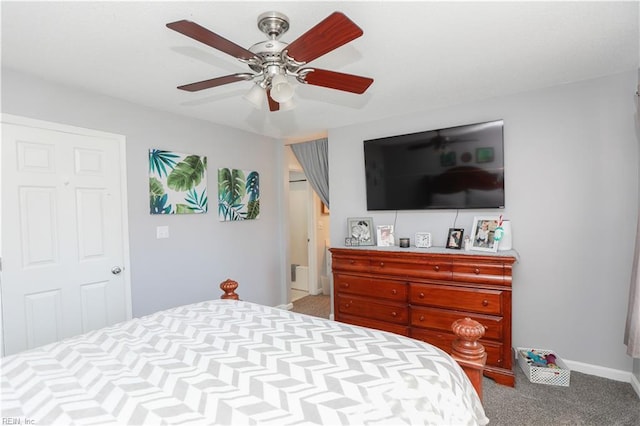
[156,226,169,239]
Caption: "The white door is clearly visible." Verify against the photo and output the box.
[1,115,131,356]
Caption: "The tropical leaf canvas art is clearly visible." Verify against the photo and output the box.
[149,149,208,214]
[218,168,260,221]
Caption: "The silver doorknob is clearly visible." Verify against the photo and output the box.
[111,266,122,275]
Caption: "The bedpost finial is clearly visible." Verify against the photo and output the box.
[220,279,240,300]
[451,317,486,361]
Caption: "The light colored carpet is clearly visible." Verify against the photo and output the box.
[483,360,639,425]
[290,294,330,319]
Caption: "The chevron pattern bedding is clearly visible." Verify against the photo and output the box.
[1,300,489,425]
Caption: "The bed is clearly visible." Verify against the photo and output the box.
[1,280,489,425]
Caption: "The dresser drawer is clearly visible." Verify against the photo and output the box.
[332,256,370,273]
[334,274,407,302]
[369,258,452,280]
[410,283,503,315]
[410,328,505,367]
[338,314,409,337]
[336,295,408,325]
[410,306,503,341]
[452,261,505,285]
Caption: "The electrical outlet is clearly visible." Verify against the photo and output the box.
[156,226,169,239]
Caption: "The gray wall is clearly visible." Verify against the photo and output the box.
[1,68,286,317]
[329,70,638,374]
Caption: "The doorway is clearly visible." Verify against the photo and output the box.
[286,145,330,313]
[288,170,310,301]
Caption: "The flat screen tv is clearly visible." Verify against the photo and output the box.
[364,119,504,210]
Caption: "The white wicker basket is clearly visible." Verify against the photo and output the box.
[517,348,570,387]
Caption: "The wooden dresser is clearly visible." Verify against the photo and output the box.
[330,247,517,387]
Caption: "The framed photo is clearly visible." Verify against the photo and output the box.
[376,225,395,247]
[347,217,375,246]
[415,232,432,248]
[470,216,501,252]
[446,228,464,249]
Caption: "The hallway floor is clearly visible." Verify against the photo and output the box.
[290,294,330,319]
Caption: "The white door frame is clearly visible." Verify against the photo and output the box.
[305,183,319,295]
[0,114,132,356]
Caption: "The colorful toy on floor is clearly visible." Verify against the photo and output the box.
[524,350,559,368]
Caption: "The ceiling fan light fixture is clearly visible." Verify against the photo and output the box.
[243,84,266,109]
[278,98,296,111]
[270,74,294,103]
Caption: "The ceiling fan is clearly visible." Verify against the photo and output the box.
[166,11,374,112]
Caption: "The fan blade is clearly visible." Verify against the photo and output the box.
[266,90,280,112]
[286,12,363,63]
[299,68,373,94]
[177,73,253,92]
[167,20,257,61]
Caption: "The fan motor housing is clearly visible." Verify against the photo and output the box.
[257,11,289,39]
[248,39,290,73]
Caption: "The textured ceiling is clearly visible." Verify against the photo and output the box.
[1,1,638,141]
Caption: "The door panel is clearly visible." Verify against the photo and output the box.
[1,118,130,356]
[76,189,107,259]
[20,187,59,267]
[25,289,62,348]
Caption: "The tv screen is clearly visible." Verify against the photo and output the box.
[364,120,505,210]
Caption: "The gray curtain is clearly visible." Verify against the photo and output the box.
[290,138,329,208]
[625,73,640,358]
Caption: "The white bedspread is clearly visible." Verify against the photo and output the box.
[1,300,488,425]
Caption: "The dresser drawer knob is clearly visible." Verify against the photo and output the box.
[345,303,350,309]
[419,315,425,321]
[391,289,397,295]
[349,260,355,264]
[342,283,350,288]
[474,268,480,274]
[434,265,440,271]
[482,299,489,307]
[379,262,385,267]
[391,311,398,317]
[419,292,425,299]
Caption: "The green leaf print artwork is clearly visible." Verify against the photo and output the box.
[218,168,260,221]
[149,149,207,215]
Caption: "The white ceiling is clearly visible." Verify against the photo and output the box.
[2,1,638,141]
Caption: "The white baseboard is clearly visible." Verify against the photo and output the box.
[630,372,640,398]
[563,358,634,383]
[276,303,294,311]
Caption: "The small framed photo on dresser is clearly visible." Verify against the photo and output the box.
[347,217,375,246]
[470,216,500,252]
[446,228,464,249]
[376,225,395,246]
